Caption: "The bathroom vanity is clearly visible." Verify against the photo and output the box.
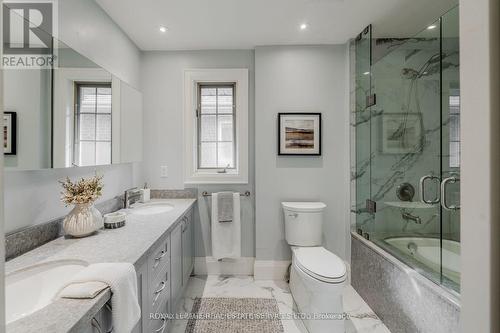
[5,199,196,333]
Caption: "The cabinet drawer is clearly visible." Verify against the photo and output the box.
[150,291,170,333]
[148,235,170,286]
[149,316,168,333]
[150,267,170,311]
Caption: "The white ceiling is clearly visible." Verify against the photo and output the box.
[95,0,458,51]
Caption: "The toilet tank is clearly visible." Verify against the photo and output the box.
[282,202,326,246]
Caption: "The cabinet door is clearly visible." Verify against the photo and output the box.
[189,209,195,274]
[170,222,183,310]
[182,212,194,284]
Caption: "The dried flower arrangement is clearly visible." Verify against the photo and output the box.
[60,174,104,206]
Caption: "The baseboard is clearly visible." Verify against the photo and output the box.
[253,260,291,280]
[194,257,255,275]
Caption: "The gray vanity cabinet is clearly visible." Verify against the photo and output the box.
[89,205,195,333]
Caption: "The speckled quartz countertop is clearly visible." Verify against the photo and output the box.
[6,198,197,333]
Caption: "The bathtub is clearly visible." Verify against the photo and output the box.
[383,237,460,285]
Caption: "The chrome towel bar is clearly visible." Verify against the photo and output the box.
[201,191,251,197]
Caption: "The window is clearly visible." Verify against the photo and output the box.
[73,83,112,166]
[197,84,236,169]
[449,90,460,168]
[184,69,248,184]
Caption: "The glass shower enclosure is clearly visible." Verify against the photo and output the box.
[352,7,460,293]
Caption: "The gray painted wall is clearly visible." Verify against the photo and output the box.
[58,0,141,88]
[4,0,142,234]
[140,50,255,257]
[255,45,350,261]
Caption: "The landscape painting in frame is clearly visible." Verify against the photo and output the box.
[4,112,17,155]
[278,113,321,155]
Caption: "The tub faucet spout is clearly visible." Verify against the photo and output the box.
[402,212,421,224]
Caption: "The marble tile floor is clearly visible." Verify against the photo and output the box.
[170,275,391,333]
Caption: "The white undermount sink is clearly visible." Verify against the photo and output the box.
[130,202,174,216]
[6,260,88,324]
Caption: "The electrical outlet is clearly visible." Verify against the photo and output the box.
[160,166,168,178]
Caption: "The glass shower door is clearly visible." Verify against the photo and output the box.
[369,18,444,287]
[353,7,460,293]
[440,6,461,292]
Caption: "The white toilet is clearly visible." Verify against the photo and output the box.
[282,202,347,333]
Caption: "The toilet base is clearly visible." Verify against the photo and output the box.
[290,260,346,333]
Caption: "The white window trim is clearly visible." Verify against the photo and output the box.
[184,69,248,184]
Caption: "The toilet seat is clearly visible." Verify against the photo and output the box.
[293,247,347,284]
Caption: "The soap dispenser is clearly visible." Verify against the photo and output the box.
[140,183,151,203]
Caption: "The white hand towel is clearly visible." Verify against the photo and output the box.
[211,192,241,260]
[59,263,141,333]
[59,281,109,299]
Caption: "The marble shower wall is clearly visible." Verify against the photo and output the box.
[370,35,442,237]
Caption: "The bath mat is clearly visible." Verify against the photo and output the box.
[185,297,284,333]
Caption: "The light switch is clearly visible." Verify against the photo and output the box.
[160,166,168,178]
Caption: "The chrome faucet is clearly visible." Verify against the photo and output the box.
[124,187,141,208]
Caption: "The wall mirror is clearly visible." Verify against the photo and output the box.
[3,38,143,171]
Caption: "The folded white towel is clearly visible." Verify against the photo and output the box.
[59,281,109,299]
[59,263,141,333]
[211,192,241,260]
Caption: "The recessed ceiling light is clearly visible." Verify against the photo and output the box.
[427,24,437,30]
[159,25,168,33]
[300,23,308,31]
[363,71,370,76]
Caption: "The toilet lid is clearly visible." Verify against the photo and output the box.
[294,247,347,283]
[282,202,326,212]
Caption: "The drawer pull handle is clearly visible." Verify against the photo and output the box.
[155,318,167,333]
[152,281,166,305]
[91,318,102,333]
[155,250,167,261]
[153,250,167,269]
[154,281,166,294]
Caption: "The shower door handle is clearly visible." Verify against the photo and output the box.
[419,175,441,204]
[441,176,460,211]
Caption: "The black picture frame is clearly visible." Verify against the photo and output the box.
[4,112,17,155]
[278,113,322,156]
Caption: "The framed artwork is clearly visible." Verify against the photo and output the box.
[278,113,321,156]
[4,112,17,155]
[381,113,423,154]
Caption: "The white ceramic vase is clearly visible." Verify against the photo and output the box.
[63,203,103,238]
